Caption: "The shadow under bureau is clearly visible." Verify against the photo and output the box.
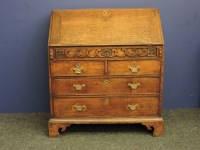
[48,8,164,137]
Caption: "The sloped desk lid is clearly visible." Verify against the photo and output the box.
[48,8,164,46]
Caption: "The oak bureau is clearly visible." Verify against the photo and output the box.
[48,8,164,137]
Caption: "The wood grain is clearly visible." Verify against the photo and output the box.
[53,97,159,118]
[48,8,164,137]
[52,77,160,96]
[108,60,160,75]
[50,46,162,60]
[49,122,70,137]
[51,61,104,76]
[49,8,164,46]
[49,117,164,137]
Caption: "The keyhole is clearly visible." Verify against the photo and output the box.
[76,63,80,68]
[104,80,109,85]
[104,98,109,104]
[103,10,107,15]
[133,61,137,66]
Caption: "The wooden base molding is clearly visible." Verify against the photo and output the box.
[48,122,71,137]
[48,117,164,137]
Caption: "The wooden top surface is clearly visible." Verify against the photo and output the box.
[48,8,164,46]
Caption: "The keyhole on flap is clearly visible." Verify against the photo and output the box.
[103,10,107,15]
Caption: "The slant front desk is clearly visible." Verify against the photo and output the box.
[48,8,165,137]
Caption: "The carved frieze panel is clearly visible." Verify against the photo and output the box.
[50,47,162,59]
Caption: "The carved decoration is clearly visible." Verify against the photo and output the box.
[49,122,71,137]
[52,47,162,59]
[142,121,164,137]
[48,120,164,137]
[87,49,97,57]
[65,49,76,57]
[76,49,87,57]
[148,47,157,56]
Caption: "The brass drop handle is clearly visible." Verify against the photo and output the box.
[71,63,86,74]
[128,61,140,73]
[73,105,87,112]
[73,84,85,91]
[127,104,140,111]
[128,83,140,90]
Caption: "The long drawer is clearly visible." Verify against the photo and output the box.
[53,97,159,118]
[52,77,160,96]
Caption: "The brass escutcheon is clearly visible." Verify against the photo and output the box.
[127,104,140,111]
[73,84,85,91]
[128,61,140,73]
[71,63,85,74]
[128,83,140,90]
[104,80,109,86]
[73,105,87,112]
[104,98,109,104]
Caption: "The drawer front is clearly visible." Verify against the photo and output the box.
[108,60,160,75]
[52,77,159,96]
[51,61,104,76]
[53,97,159,118]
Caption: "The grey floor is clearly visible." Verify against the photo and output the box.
[0,109,200,150]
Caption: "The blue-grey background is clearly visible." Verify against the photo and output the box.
[0,0,200,113]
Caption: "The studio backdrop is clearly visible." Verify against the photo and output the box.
[0,0,200,113]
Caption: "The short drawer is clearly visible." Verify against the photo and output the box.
[53,97,159,118]
[52,77,159,96]
[51,61,104,76]
[108,60,160,75]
